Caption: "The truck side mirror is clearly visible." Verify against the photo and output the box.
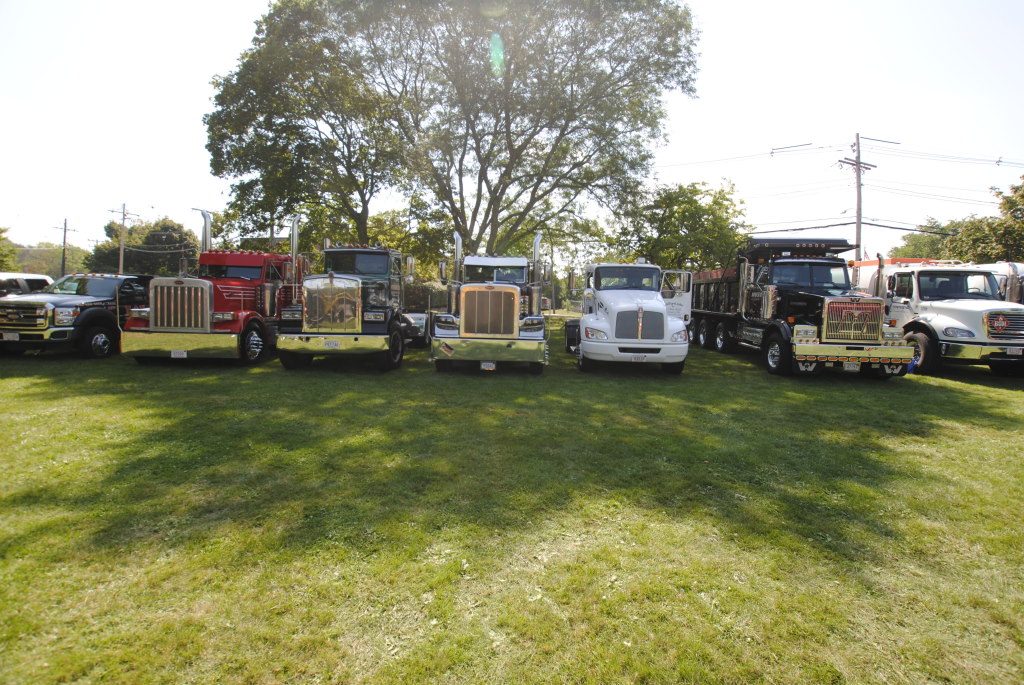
[439,260,448,285]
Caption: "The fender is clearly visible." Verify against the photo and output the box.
[903,319,938,341]
[236,311,265,333]
[762,320,793,345]
[73,306,118,337]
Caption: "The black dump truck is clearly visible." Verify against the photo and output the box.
[691,238,912,377]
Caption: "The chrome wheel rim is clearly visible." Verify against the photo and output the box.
[767,342,782,368]
[91,332,111,357]
[716,330,725,349]
[244,330,264,361]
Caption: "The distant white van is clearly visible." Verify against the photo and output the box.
[0,272,54,298]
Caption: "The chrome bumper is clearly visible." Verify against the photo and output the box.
[121,331,240,358]
[430,337,547,363]
[580,340,688,363]
[793,343,914,364]
[939,340,1024,361]
[277,333,388,355]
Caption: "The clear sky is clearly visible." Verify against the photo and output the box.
[2,0,1023,258]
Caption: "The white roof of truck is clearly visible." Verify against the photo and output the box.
[464,256,528,266]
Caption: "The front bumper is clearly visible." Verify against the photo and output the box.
[121,331,241,359]
[793,342,914,364]
[0,326,76,351]
[277,333,388,355]
[430,337,547,363]
[938,340,1024,363]
[580,340,688,363]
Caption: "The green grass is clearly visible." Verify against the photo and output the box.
[1,323,1022,684]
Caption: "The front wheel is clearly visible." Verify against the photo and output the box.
[763,333,792,376]
[904,331,939,374]
[238,323,268,365]
[377,328,405,371]
[713,322,732,353]
[278,350,312,370]
[79,325,116,359]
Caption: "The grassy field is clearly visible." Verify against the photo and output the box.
[1,323,1022,684]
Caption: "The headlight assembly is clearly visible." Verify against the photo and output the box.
[366,283,388,307]
[670,329,688,343]
[521,316,545,333]
[212,311,236,322]
[942,327,975,338]
[54,307,79,325]
[584,327,607,340]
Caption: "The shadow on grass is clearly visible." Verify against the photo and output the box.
[0,344,1015,574]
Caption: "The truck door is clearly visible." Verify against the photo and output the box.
[660,270,692,322]
[888,271,916,328]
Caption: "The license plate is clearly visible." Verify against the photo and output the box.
[323,340,340,349]
[1,332,19,341]
[630,354,647,362]
[1008,347,1022,356]
[171,350,187,359]
[842,361,861,372]
[480,361,496,371]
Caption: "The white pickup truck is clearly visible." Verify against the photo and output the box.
[565,261,691,374]
[854,258,1024,376]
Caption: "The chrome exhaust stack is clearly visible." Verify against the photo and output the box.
[199,210,213,253]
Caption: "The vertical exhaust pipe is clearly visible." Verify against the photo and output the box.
[454,232,463,270]
[532,231,542,276]
[451,232,463,317]
[200,210,213,253]
[875,253,884,298]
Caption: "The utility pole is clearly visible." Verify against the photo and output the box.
[107,203,139,273]
[51,219,77,277]
[838,134,899,260]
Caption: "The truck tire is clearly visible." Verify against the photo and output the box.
[697,319,714,349]
[564,319,580,353]
[279,350,312,370]
[661,361,685,375]
[238,322,268,365]
[763,332,792,376]
[377,327,405,371]
[713,322,732,353]
[903,331,940,374]
[989,360,1024,377]
[79,325,116,359]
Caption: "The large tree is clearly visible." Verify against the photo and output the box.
[86,219,200,276]
[208,0,699,254]
[888,221,948,259]
[617,183,750,272]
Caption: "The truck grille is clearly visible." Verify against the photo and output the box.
[986,311,1024,339]
[0,302,48,329]
[303,276,360,333]
[461,286,518,337]
[615,310,664,340]
[823,299,883,343]
[150,278,211,332]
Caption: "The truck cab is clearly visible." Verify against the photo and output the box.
[430,232,549,373]
[856,259,1024,376]
[276,244,417,371]
[565,261,691,374]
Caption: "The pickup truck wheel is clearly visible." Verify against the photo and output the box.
[713,322,732,353]
[903,331,939,374]
[79,325,116,359]
[989,360,1024,377]
[378,328,404,371]
[278,350,312,370]
[697,319,714,349]
[763,333,792,376]
[661,361,685,375]
[238,323,267,365]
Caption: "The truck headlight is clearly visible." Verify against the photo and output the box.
[434,314,458,332]
[942,327,974,338]
[366,284,388,307]
[212,311,236,322]
[54,307,79,325]
[584,327,607,340]
[129,307,150,320]
[670,329,688,343]
[521,316,544,333]
[281,308,302,320]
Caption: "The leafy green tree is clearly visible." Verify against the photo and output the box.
[617,183,751,272]
[86,218,199,275]
[888,221,948,259]
[0,227,16,270]
[943,216,1023,263]
[16,242,89,278]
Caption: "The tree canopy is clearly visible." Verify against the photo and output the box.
[207,0,699,254]
[86,219,199,275]
[0,227,16,271]
[15,242,89,278]
[888,221,949,259]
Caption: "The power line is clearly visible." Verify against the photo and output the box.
[862,145,1024,168]
[655,143,844,168]
[750,221,953,236]
[863,184,998,206]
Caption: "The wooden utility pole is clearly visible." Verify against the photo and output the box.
[107,203,139,273]
[838,134,875,261]
[60,219,68,277]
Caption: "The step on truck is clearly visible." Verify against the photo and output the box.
[564,260,692,374]
[275,231,420,371]
[692,238,912,377]
[122,212,296,364]
[853,257,1024,376]
[430,232,549,374]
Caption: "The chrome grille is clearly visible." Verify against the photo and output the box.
[303,276,360,333]
[150,278,211,332]
[0,302,48,329]
[461,286,517,337]
[823,299,883,343]
[986,311,1024,340]
[615,310,664,340]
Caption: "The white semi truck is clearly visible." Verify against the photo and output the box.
[853,257,1024,376]
[565,261,691,374]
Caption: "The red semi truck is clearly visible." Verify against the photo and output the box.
[121,212,298,364]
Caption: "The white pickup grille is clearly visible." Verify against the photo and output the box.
[823,299,883,343]
[150,278,211,332]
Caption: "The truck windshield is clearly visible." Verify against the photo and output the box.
[918,271,1000,300]
[594,266,660,291]
[325,252,389,275]
[42,276,119,298]
[770,263,850,292]
[464,265,527,283]
[200,264,262,280]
